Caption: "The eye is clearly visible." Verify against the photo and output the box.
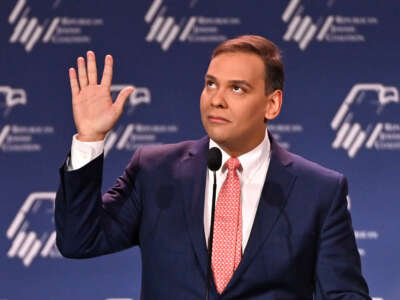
[206,80,216,88]
[232,85,244,93]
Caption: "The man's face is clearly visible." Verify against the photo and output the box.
[200,52,269,156]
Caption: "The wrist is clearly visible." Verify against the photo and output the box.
[76,133,106,142]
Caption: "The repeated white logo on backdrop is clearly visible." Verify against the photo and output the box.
[348,192,384,300]
[0,86,27,117]
[347,194,379,258]
[144,0,241,51]
[282,0,379,50]
[0,87,55,152]
[110,85,151,115]
[104,85,179,156]
[268,123,303,150]
[331,83,400,158]
[8,0,104,52]
[6,192,61,267]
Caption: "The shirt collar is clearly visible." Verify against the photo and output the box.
[209,129,271,182]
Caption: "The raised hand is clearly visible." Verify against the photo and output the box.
[69,51,134,141]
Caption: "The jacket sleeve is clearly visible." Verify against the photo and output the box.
[55,148,143,258]
[314,175,371,299]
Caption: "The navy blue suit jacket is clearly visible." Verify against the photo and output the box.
[55,135,370,299]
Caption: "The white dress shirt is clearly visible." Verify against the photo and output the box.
[68,134,104,170]
[204,134,271,252]
[68,132,271,253]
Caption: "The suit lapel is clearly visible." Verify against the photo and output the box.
[177,134,297,289]
[179,136,210,279]
[224,134,297,294]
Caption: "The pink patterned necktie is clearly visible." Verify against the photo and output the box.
[211,157,242,294]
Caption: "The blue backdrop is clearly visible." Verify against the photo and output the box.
[1,0,399,299]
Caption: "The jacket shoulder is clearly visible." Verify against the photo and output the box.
[287,151,344,185]
[284,150,349,224]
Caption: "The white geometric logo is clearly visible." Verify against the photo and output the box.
[6,192,61,267]
[331,84,399,158]
[0,86,27,117]
[282,0,378,50]
[104,122,178,156]
[8,0,61,52]
[144,0,197,51]
[8,0,104,52]
[0,125,12,149]
[110,85,151,115]
[105,85,181,157]
[282,0,320,50]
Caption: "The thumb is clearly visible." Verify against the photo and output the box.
[114,86,134,114]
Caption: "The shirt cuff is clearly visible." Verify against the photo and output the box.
[68,134,105,171]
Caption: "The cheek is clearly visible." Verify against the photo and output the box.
[200,92,208,116]
[234,101,261,118]
[234,102,265,126]
[201,87,212,104]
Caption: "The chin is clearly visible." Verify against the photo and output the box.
[204,122,238,145]
[207,131,231,147]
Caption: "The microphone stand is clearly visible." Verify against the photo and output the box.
[206,171,217,300]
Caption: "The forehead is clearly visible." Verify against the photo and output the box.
[206,52,265,83]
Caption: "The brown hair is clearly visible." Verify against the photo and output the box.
[212,35,284,94]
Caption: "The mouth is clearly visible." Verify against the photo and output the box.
[208,115,231,124]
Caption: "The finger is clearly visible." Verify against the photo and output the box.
[86,50,98,85]
[77,56,88,88]
[68,68,80,98]
[100,55,113,88]
[114,86,134,114]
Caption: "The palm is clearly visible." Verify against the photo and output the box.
[69,51,133,141]
[73,84,115,135]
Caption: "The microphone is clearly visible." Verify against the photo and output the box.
[206,147,222,300]
[207,147,222,172]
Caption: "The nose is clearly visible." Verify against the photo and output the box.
[210,88,227,108]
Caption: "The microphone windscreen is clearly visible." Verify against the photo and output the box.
[207,147,222,171]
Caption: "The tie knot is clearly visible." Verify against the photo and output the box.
[225,157,241,173]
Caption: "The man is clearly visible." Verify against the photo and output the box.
[55,35,370,299]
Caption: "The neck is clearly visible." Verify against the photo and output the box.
[217,134,266,158]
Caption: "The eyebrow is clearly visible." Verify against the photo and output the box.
[205,74,253,90]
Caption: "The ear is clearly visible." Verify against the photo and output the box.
[264,89,282,121]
